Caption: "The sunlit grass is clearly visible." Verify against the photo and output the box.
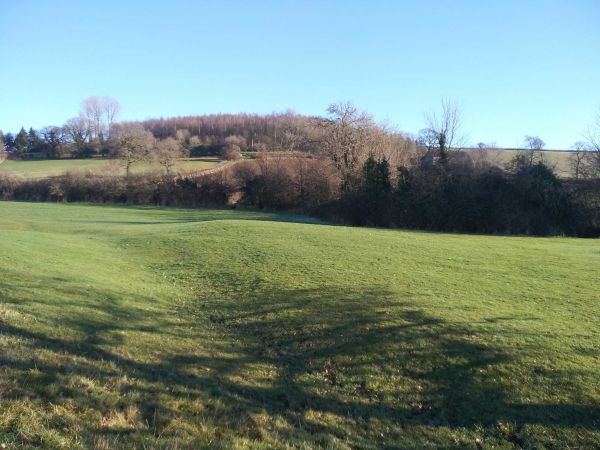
[0,201,598,448]
[0,157,219,178]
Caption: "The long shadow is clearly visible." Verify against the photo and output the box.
[0,284,598,448]
[198,288,599,426]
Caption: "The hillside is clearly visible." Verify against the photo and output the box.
[0,202,598,448]
[0,157,219,179]
[466,148,576,177]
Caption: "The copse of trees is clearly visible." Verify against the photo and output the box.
[391,152,578,235]
[141,111,320,153]
[327,103,599,236]
[0,97,192,176]
[317,101,415,192]
[2,96,122,160]
[417,99,467,162]
[2,96,418,167]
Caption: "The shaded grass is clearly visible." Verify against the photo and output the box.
[0,201,598,448]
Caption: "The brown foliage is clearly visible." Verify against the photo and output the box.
[221,143,242,161]
[154,137,186,174]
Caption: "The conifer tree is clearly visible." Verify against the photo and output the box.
[14,127,29,156]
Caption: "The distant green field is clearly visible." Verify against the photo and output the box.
[0,151,576,180]
[0,202,598,449]
[472,149,575,177]
[0,157,219,178]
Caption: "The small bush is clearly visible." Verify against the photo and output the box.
[221,144,241,161]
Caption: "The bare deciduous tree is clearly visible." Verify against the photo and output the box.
[112,123,153,177]
[81,95,121,145]
[471,141,501,169]
[40,126,64,159]
[365,124,408,167]
[423,99,467,161]
[63,117,91,156]
[416,128,440,152]
[318,101,375,191]
[154,137,185,175]
[175,129,191,147]
[103,96,121,138]
[521,135,546,165]
[221,143,242,161]
[524,135,545,151]
[570,141,590,179]
[582,108,600,177]
[318,102,415,189]
[583,108,600,151]
[279,112,307,152]
[81,96,104,144]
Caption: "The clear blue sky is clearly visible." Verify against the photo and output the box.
[1,0,599,149]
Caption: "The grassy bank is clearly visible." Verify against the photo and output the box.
[0,202,598,448]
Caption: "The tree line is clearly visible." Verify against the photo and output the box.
[1,98,599,236]
[2,97,599,182]
[0,96,416,166]
[1,96,121,159]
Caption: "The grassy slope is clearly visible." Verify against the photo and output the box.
[0,202,598,449]
[0,157,219,178]
[472,150,574,177]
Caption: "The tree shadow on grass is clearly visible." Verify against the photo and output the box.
[0,285,598,448]
[195,289,599,429]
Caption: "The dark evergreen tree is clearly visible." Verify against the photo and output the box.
[14,127,29,156]
[3,132,15,149]
[361,155,392,226]
[41,126,63,158]
[27,127,42,154]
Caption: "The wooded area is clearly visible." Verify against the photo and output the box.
[1,98,599,237]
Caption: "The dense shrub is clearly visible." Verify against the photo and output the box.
[236,157,338,211]
[221,144,242,161]
[567,178,600,237]
[0,175,21,200]
[334,156,392,226]
[189,143,223,157]
[0,171,236,207]
[326,153,591,236]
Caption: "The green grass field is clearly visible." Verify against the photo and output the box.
[471,149,575,177]
[0,202,598,449]
[513,151,573,177]
[0,157,219,178]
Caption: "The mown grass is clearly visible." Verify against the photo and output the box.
[0,201,598,449]
[0,157,219,178]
